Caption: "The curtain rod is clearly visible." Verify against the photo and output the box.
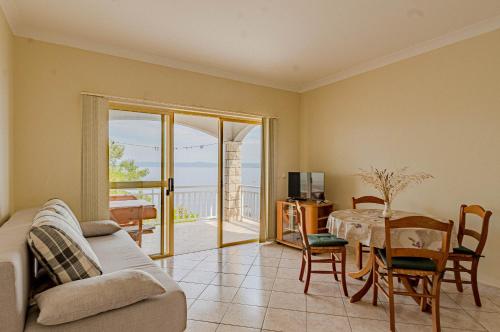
[81,91,279,120]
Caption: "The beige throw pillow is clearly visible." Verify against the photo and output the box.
[35,270,166,325]
[80,220,122,237]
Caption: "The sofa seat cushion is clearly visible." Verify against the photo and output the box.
[86,230,161,273]
[308,234,348,247]
[24,230,187,332]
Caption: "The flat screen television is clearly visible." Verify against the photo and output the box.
[288,172,325,200]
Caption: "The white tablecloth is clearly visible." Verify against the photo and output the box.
[327,209,458,250]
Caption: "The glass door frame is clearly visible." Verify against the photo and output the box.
[109,102,263,257]
[108,102,174,259]
[218,117,263,248]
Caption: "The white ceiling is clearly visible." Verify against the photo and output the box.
[2,0,500,92]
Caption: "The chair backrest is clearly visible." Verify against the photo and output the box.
[458,204,492,256]
[295,201,310,250]
[352,196,385,209]
[384,216,454,272]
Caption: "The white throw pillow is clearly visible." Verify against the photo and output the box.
[80,220,122,237]
[35,270,166,325]
[27,209,102,284]
[43,198,83,235]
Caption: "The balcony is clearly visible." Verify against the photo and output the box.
[110,185,260,255]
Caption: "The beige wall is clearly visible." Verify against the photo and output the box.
[10,17,500,285]
[13,37,300,218]
[0,8,13,224]
[300,29,500,286]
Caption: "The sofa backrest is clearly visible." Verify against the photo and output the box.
[0,208,38,332]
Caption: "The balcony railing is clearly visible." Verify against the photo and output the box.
[176,185,260,222]
[241,185,260,221]
[112,185,260,222]
[175,185,218,219]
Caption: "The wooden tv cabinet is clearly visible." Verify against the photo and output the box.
[276,200,333,249]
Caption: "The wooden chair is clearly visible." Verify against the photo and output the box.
[352,196,385,270]
[109,195,156,247]
[295,201,349,296]
[372,216,454,332]
[443,204,492,306]
[110,205,149,247]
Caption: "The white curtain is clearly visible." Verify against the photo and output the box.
[260,117,278,241]
[81,95,109,221]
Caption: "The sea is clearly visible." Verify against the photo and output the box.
[137,162,261,187]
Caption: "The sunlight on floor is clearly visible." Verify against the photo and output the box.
[140,218,260,255]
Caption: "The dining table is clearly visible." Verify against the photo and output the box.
[327,208,458,304]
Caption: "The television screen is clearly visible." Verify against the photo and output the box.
[288,172,325,200]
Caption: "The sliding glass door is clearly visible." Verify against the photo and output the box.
[170,115,262,253]
[108,109,172,257]
[108,105,263,256]
[173,114,219,255]
[220,119,262,246]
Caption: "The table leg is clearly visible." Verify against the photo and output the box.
[350,247,375,303]
[400,276,430,311]
[137,219,143,247]
[348,247,374,280]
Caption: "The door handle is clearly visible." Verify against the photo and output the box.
[167,178,174,194]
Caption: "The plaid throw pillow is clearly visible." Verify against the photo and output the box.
[43,198,83,235]
[27,210,102,284]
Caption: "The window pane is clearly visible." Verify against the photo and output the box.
[109,110,162,182]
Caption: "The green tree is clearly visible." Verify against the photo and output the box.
[109,140,150,182]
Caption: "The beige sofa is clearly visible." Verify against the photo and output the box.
[0,208,187,332]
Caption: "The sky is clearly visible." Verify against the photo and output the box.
[109,111,262,180]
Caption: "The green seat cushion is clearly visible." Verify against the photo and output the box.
[377,249,436,271]
[307,234,348,247]
[453,245,477,256]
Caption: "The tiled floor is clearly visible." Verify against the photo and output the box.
[142,218,260,255]
[155,242,500,332]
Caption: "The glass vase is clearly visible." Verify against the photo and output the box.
[382,201,393,218]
